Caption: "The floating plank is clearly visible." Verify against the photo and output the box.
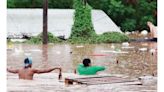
[65,75,140,85]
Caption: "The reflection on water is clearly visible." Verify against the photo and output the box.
[7,42,157,77]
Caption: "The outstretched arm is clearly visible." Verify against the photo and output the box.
[33,67,61,74]
[7,68,19,74]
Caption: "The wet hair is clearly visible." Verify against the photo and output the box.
[24,58,32,65]
[83,58,91,67]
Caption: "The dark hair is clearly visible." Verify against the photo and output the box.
[24,58,32,64]
[24,58,29,64]
[83,58,91,67]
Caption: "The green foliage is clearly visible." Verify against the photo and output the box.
[26,32,62,44]
[121,19,136,32]
[96,32,129,43]
[7,0,157,32]
[7,0,73,8]
[70,0,96,42]
[69,32,129,44]
[139,15,155,30]
[87,0,157,32]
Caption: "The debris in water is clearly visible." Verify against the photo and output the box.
[125,32,131,35]
[122,42,129,47]
[141,30,148,36]
[30,49,42,52]
[122,46,135,49]
[90,54,111,56]
[116,59,119,64]
[70,51,73,54]
[111,44,115,49]
[11,39,27,42]
[139,48,148,51]
[101,50,128,54]
[149,49,156,53]
[24,53,31,57]
[76,45,84,48]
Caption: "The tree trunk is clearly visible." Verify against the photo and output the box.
[43,0,48,44]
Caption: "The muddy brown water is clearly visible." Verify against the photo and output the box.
[7,42,157,78]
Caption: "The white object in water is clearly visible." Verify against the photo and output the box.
[122,42,129,47]
[125,32,131,35]
[101,50,128,54]
[141,30,148,36]
[132,31,135,34]
[141,43,148,46]
[139,48,148,51]
[122,46,135,49]
[111,44,115,49]
[76,45,84,48]
[149,49,156,53]
[101,50,115,53]
[114,51,129,54]
[14,48,24,53]
[30,49,42,52]
[11,39,27,42]
[24,53,31,57]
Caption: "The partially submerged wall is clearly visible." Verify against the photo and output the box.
[7,9,122,39]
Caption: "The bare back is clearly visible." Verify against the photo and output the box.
[7,67,61,80]
[18,68,35,80]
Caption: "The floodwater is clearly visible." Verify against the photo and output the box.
[7,41,157,92]
[7,42,157,77]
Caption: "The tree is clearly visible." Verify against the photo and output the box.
[43,0,48,44]
[70,0,95,39]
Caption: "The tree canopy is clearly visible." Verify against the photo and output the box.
[7,0,157,32]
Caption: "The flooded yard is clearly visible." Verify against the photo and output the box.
[7,42,157,77]
[7,41,157,92]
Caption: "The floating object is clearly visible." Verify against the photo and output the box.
[90,54,111,56]
[10,39,27,42]
[144,37,148,39]
[125,32,131,35]
[116,59,119,64]
[132,31,135,34]
[76,45,84,48]
[101,50,115,53]
[114,51,129,54]
[139,48,148,51]
[70,51,73,54]
[149,49,156,53]
[122,42,129,47]
[141,30,148,36]
[24,53,31,57]
[141,43,148,46]
[122,46,135,49]
[65,75,140,85]
[30,49,42,52]
[14,48,24,53]
[101,50,128,54]
[111,44,115,49]
[115,48,121,52]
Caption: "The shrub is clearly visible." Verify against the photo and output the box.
[121,19,136,32]
[26,32,62,44]
[69,32,129,44]
[96,32,129,43]
[70,0,96,42]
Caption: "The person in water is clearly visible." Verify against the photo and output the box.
[7,57,62,80]
[77,58,105,75]
[147,21,157,42]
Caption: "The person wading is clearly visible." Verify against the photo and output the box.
[77,58,105,75]
[7,57,62,80]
